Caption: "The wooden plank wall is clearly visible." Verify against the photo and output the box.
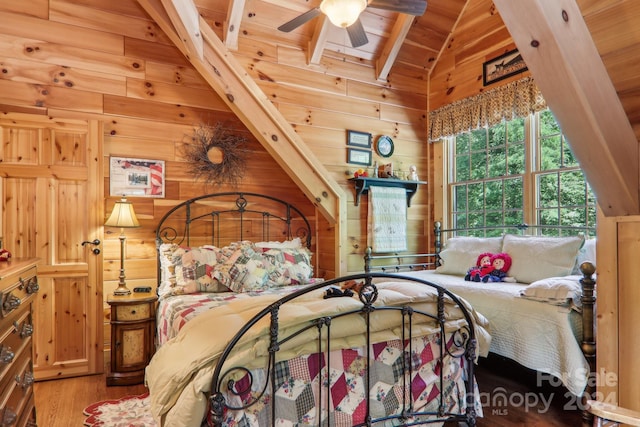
[0,0,431,353]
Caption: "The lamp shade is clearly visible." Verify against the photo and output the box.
[105,198,140,228]
[320,0,367,28]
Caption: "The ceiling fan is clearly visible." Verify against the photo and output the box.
[277,0,427,48]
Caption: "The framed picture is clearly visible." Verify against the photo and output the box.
[347,147,372,166]
[109,156,165,198]
[347,130,372,148]
[483,49,528,86]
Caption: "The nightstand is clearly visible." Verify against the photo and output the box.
[106,291,157,386]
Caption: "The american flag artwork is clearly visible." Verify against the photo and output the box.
[110,156,165,197]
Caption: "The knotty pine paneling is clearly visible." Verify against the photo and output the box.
[50,0,172,45]
[0,0,433,369]
[0,10,124,55]
[0,34,146,79]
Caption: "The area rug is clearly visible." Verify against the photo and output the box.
[82,392,157,426]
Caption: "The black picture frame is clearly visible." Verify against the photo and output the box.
[482,49,528,86]
[347,147,372,166]
[347,130,372,148]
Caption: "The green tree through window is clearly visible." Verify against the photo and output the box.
[449,109,595,236]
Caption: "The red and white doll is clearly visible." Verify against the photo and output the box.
[464,252,494,282]
[485,253,514,282]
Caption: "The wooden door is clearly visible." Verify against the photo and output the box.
[0,113,104,380]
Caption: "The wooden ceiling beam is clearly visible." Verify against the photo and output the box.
[494,0,639,216]
[136,0,345,228]
[162,0,202,60]
[308,15,331,64]
[224,0,245,50]
[376,14,415,81]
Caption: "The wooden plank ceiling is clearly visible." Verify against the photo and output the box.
[207,0,465,81]
[143,0,640,216]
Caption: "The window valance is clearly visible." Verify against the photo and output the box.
[428,77,547,141]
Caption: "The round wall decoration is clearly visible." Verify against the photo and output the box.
[183,123,247,187]
[376,135,394,158]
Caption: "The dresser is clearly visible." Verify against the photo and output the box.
[107,291,157,386]
[0,258,39,427]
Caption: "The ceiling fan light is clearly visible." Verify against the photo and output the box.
[320,0,367,28]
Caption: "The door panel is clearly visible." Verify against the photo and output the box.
[0,114,103,380]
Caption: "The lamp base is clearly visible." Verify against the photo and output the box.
[113,286,131,296]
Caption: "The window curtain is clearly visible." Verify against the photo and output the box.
[428,77,547,141]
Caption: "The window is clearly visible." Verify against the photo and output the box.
[448,109,596,235]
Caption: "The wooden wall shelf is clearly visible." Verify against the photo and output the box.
[349,177,426,207]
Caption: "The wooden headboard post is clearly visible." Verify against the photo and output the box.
[579,261,597,426]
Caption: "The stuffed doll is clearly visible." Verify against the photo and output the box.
[0,249,11,261]
[484,252,513,282]
[464,252,494,282]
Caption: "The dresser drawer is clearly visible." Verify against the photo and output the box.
[114,302,152,321]
[0,348,34,427]
[0,307,32,386]
[0,266,38,319]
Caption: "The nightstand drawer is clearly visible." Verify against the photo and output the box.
[115,303,151,321]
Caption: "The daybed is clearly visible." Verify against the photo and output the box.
[365,221,597,424]
[147,193,491,427]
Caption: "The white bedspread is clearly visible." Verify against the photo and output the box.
[400,270,588,396]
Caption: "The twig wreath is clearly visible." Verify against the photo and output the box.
[183,123,247,187]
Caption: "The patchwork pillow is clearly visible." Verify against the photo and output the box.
[520,275,583,307]
[260,247,313,286]
[502,234,584,284]
[435,236,504,275]
[157,243,180,297]
[213,243,314,293]
[173,245,230,294]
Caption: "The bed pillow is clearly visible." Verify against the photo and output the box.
[572,238,596,274]
[503,234,584,284]
[157,243,182,297]
[171,245,231,295]
[435,236,504,275]
[255,237,303,249]
[520,275,583,307]
[212,242,313,292]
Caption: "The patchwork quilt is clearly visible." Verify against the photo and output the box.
[213,334,482,426]
[145,280,491,427]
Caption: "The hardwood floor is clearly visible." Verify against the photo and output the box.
[33,354,583,426]
[34,373,147,426]
[474,354,583,426]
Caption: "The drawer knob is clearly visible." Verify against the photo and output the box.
[2,293,21,313]
[26,277,39,294]
[1,407,17,426]
[16,371,34,389]
[14,321,33,338]
[0,345,14,364]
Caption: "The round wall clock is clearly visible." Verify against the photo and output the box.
[376,135,394,158]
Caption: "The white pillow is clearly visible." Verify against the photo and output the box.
[255,237,303,249]
[435,236,504,275]
[503,234,584,284]
[520,275,582,307]
[572,238,596,274]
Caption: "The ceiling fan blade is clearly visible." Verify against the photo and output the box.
[277,7,322,32]
[368,0,427,16]
[346,19,368,48]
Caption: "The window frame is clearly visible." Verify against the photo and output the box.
[444,110,596,233]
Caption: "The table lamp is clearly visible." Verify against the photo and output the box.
[105,197,140,295]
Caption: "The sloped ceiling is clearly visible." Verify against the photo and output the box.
[143,0,640,216]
